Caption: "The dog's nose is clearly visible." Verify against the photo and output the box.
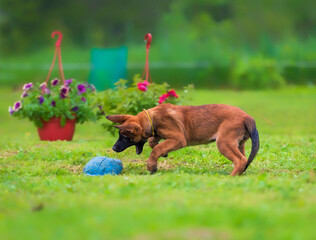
[112,146,118,152]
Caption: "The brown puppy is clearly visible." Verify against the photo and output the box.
[106,103,259,176]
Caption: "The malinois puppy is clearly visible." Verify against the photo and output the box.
[106,103,259,176]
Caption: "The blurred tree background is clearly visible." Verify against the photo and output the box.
[1,0,316,88]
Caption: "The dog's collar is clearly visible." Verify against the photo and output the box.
[143,109,155,137]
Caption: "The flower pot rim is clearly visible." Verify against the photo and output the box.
[41,116,76,122]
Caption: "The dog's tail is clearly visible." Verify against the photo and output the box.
[243,117,260,173]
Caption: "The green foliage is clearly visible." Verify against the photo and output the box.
[231,57,286,89]
[1,0,316,91]
[2,0,316,55]
[9,79,97,127]
[95,74,193,133]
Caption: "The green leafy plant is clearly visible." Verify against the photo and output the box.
[231,57,286,89]
[9,78,97,127]
[95,74,193,133]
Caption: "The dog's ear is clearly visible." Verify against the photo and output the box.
[106,115,132,124]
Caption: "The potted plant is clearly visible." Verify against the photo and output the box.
[9,78,97,141]
[95,74,193,134]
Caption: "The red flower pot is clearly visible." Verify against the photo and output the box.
[37,117,76,141]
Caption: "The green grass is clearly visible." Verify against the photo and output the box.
[0,86,315,240]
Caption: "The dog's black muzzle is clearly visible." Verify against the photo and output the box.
[112,135,134,152]
[112,134,146,155]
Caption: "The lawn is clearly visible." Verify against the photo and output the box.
[0,86,315,240]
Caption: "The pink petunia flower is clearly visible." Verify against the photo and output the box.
[158,93,169,104]
[137,80,150,92]
[167,89,179,98]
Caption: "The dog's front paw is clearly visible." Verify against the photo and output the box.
[147,161,157,174]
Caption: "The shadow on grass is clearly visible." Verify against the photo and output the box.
[122,159,232,176]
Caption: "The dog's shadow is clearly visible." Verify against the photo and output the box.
[114,145,235,176]
[121,162,233,176]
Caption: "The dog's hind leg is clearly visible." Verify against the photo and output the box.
[216,137,248,176]
[238,142,245,156]
[238,133,250,156]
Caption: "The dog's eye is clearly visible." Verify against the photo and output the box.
[122,135,129,140]
[121,134,135,143]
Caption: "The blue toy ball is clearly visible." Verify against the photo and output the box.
[83,156,123,176]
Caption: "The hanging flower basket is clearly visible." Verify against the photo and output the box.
[9,31,97,141]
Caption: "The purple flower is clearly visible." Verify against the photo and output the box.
[51,78,59,86]
[23,82,33,91]
[38,95,44,105]
[65,79,73,86]
[39,82,50,94]
[14,101,22,111]
[21,91,28,98]
[77,84,86,94]
[51,100,56,107]
[81,97,86,102]
[60,86,69,99]
[39,82,47,90]
[8,106,14,115]
[44,88,50,94]
[72,106,79,112]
